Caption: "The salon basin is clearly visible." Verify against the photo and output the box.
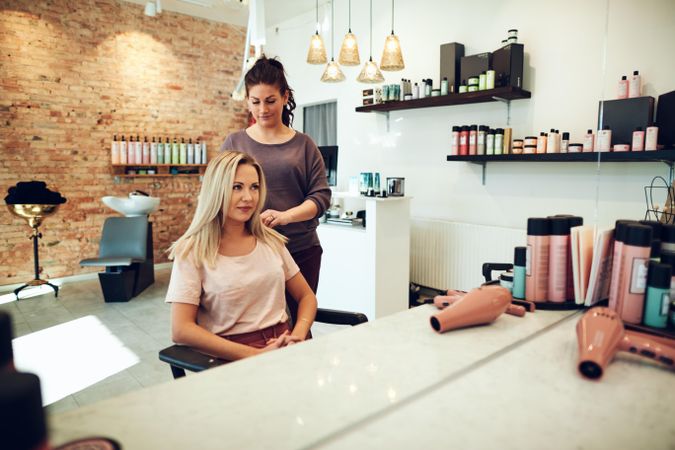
[102,195,160,217]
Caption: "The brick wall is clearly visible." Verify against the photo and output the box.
[0,0,248,285]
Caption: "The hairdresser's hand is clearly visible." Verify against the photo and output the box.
[261,209,291,228]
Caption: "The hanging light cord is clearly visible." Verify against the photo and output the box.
[348,0,351,32]
[369,0,373,59]
[391,0,395,34]
[315,0,319,33]
[331,0,334,58]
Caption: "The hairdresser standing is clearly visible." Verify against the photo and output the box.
[221,57,331,333]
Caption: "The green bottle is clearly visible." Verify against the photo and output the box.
[643,262,671,328]
[171,137,179,165]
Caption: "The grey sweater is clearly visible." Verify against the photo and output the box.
[222,131,331,254]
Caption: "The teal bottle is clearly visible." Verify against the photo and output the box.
[643,262,671,328]
[512,246,526,300]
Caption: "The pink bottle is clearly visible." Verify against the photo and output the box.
[631,127,645,151]
[127,135,135,164]
[608,221,632,313]
[468,125,477,155]
[142,136,150,164]
[526,218,551,302]
[548,217,571,302]
[566,216,584,300]
[459,126,469,155]
[617,224,652,324]
[451,126,460,155]
[617,75,628,99]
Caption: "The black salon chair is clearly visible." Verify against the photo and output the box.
[80,216,154,302]
[159,308,368,379]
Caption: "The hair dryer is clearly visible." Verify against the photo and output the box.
[576,307,675,380]
[434,290,526,318]
[430,285,512,333]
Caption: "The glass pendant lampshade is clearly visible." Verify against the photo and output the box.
[321,58,346,82]
[380,0,405,71]
[307,0,327,65]
[307,32,327,65]
[339,31,360,66]
[338,0,360,66]
[380,32,404,71]
[357,57,384,83]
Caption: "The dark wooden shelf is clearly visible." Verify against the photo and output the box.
[446,148,675,164]
[355,86,531,113]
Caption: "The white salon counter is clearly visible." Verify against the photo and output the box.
[50,306,578,449]
[322,312,675,449]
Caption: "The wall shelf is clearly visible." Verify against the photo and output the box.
[111,164,207,180]
[355,86,531,113]
[447,148,675,184]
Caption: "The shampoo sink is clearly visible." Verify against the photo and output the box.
[102,194,160,217]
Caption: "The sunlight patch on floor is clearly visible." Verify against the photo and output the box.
[12,315,139,405]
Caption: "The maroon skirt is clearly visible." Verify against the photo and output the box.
[223,321,290,349]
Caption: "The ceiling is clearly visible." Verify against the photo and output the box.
[122,0,324,27]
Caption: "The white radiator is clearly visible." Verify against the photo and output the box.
[410,219,524,291]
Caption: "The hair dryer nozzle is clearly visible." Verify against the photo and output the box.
[430,285,512,333]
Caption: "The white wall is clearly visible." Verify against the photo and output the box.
[265,0,675,231]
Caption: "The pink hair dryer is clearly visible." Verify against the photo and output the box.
[576,307,675,380]
[430,285,512,333]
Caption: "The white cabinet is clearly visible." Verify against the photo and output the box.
[316,196,411,320]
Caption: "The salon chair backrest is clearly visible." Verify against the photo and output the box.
[80,216,148,267]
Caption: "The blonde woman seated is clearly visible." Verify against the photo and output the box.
[166,151,317,360]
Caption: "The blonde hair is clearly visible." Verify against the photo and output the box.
[168,150,287,268]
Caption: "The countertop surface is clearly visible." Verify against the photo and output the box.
[49,305,674,449]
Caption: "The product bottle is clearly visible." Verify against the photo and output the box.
[157,138,164,164]
[513,246,527,300]
[546,129,558,153]
[111,135,120,164]
[561,132,570,153]
[179,137,187,164]
[631,127,645,151]
[548,217,571,302]
[659,251,675,302]
[583,129,594,152]
[441,77,448,96]
[618,224,652,324]
[171,137,179,164]
[412,83,419,99]
[477,126,487,155]
[426,80,432,97]
[127,135,135,164]
[459,126,469,155]
[164,137,171,165]
[135,134,142,165]
[478,72,486,91]
[494,128,504,155]
[468,125,477,155]
[617,75,628,99]
[643,262,671,328]
[201,141,207,164]
[451,126,460,156]
[150,136,157,164]
[628,70,641,98]
[486,129,495,155]
[187,138,194,164]
[486,70,495,89]
[645,124,658,151]
[195,138,202,164]
[608,220,633,313]
[536,132,547,154]
[597,125,612,152]
[661,224,675,253]
[119,135,127,164]
[142,136,150,164]
[526,218,551,303]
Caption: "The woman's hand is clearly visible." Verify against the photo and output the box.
[261,209,291,228]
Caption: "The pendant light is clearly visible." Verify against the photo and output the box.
[380,0,404,71]
[306,0,327,65]
[321,0,345,82]
[357,0,384,84]
[338,0,360,66]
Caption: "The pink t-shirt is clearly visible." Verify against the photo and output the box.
[165,240,300,336]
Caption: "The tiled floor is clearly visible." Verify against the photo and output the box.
[1,268,175,416]
[1,267,341,418]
